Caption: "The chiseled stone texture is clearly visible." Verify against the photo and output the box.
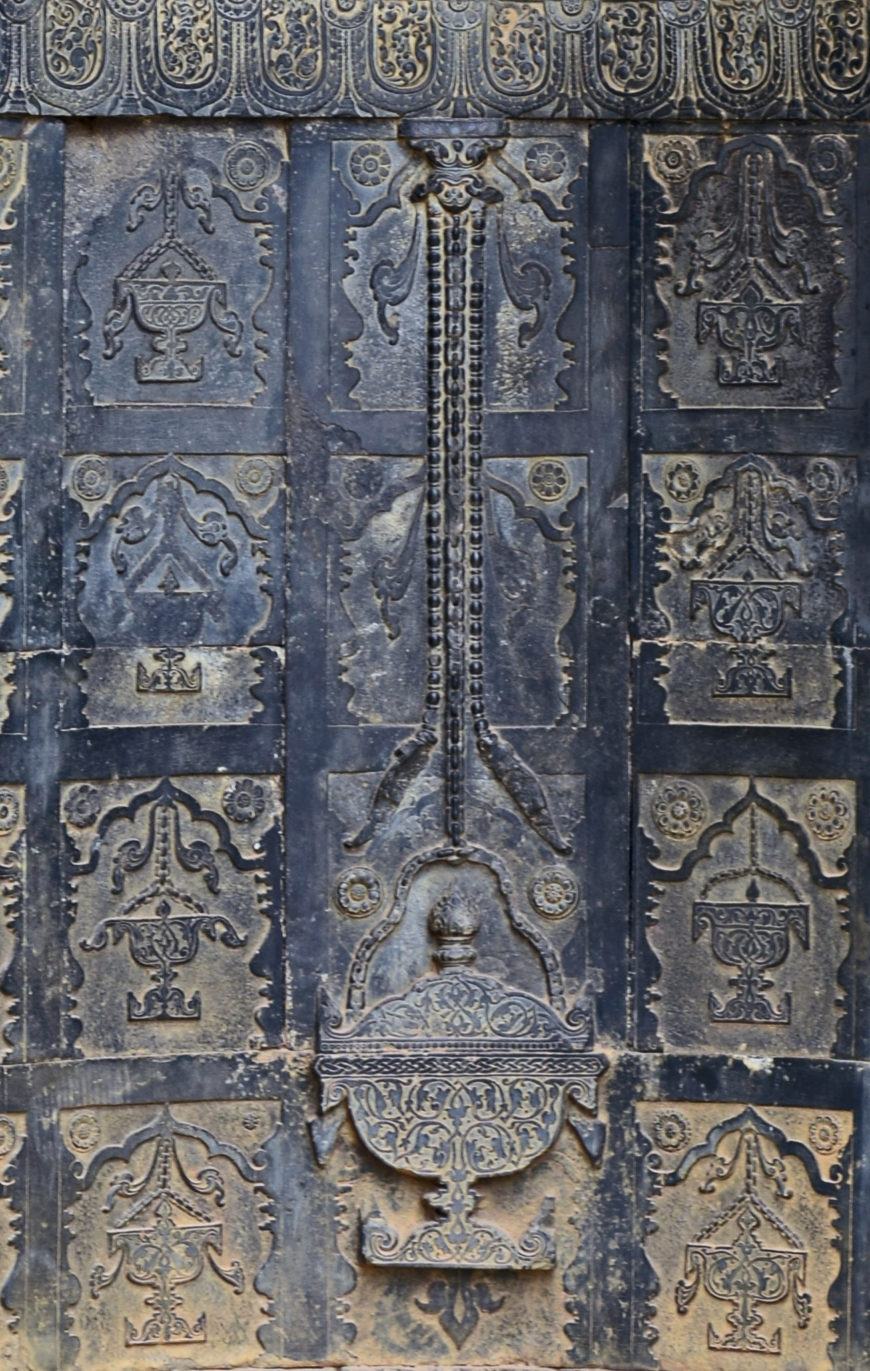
[0,16,864,1371]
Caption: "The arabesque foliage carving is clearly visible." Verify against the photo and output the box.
[65,1103,278,1365]
[6,1,870,117]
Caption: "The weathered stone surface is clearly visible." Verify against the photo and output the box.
[0,14,866,1371]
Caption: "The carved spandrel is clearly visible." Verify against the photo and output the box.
[639,776,852,1056]
[639,1102,850,1371]
[645,133,854,410]
[333,129,586,416]
[63,775,282,1056]
[64,452,282,727]
[640,453,852,727]
[327,781,586,998]
[63,1101,278,1368]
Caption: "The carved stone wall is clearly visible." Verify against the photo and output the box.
[0,7,866,1371]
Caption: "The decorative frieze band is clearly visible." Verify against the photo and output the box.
[1,0,869,119]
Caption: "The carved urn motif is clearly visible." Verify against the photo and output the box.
[102,170,243,384]
[313,888,606,1269]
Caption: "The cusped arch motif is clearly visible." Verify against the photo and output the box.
[641,776,853,1058]
[74,453,272,649]
[66,1105,277,1359]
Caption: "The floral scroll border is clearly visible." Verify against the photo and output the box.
[1,0,870,119]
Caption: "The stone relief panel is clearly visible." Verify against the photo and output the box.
[0,457,20,740]
[645,132,854,410]
[639,452,853,727]
[0,459,22,734]
[0,461,22,738]
[318,125,591,940]
[639,1102,850,1371]
[638,776,853,1056]
[64,125,287,451]
[289,119,590,457]
[62,1100,278,1369]
[0,140,25,420]
[313,864,604,1270]
[0,662,20,739]
[0,460,21,652]
[329,453,586,728]
[326,766,588,999]
[63,451,283,727]
[333,127,586,417]
[63,775,282,1057]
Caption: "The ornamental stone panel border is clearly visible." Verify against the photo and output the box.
[1,1,870,120]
